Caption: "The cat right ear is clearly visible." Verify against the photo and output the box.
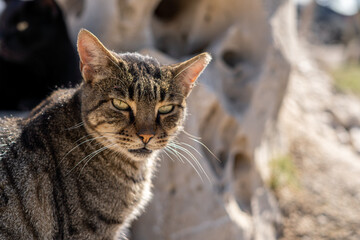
[171,52,211,97]
[77,29,118,83]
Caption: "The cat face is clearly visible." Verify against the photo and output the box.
[0,0,60,62]
[77,29,211,161]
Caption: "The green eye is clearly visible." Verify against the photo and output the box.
[158,105,174,114]
[112,99,130,111]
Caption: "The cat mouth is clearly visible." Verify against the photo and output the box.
[128,147,153,155]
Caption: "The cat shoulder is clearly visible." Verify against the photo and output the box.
[29,87,80,118]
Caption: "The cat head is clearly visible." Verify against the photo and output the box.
[0,0,63,62]
[77,29,211,161]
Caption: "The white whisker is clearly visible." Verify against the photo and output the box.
[166,145,185,164]
[167,145,204,182]
[178,142,203,158]
[66,121,84,130]
[169,143,210,183]
[163,148,176,162]
[60,135,108,165]
[78,143,117,176]
[188,136,220,163]
[181,129,202,140]
[66,143,115,176]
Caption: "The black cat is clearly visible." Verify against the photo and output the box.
[0,0,80,110]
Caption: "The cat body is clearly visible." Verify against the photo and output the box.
[0,0,80,110]
[0,89,154,239]
[0,29,211,239]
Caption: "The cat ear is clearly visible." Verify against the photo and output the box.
[39,0,59,17]
[171,53,211,96]
[77,29,118,83]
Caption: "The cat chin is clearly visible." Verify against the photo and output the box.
[127,148,160,161]
[107,144,157,161]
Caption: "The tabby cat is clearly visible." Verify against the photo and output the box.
[0,29,211,239]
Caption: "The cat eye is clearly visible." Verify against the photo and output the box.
[16,21,29,32]
[112,99,130,111]
[158,105,174,114]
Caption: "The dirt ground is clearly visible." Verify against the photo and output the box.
[273,45,360,239]
[275,87,360,240]
[276,142,360,240]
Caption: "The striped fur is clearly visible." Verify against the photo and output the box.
[0,29,211,239]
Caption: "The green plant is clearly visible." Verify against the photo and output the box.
[269,154,299,191]
[332,63,360,96]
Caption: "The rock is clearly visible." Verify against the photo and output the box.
[131,0,294,238]
[350,127,360,153]
[335,126,351,145]
[330,94,360,129]
[151,0,268,58]
[57,0,159,51]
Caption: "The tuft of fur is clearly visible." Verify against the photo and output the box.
[0,29,210,239]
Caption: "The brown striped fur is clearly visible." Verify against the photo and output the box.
[0,29,211,239]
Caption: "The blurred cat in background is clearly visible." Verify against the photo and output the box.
[0,0,80,110]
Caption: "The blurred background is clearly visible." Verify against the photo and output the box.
[1,0,360,239]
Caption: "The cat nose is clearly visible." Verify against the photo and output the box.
[138,134,154,144]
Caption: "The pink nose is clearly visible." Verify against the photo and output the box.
[138,134,154,144]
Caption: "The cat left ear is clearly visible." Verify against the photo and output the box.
[77,29,119,84]
[171,53,211,96]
